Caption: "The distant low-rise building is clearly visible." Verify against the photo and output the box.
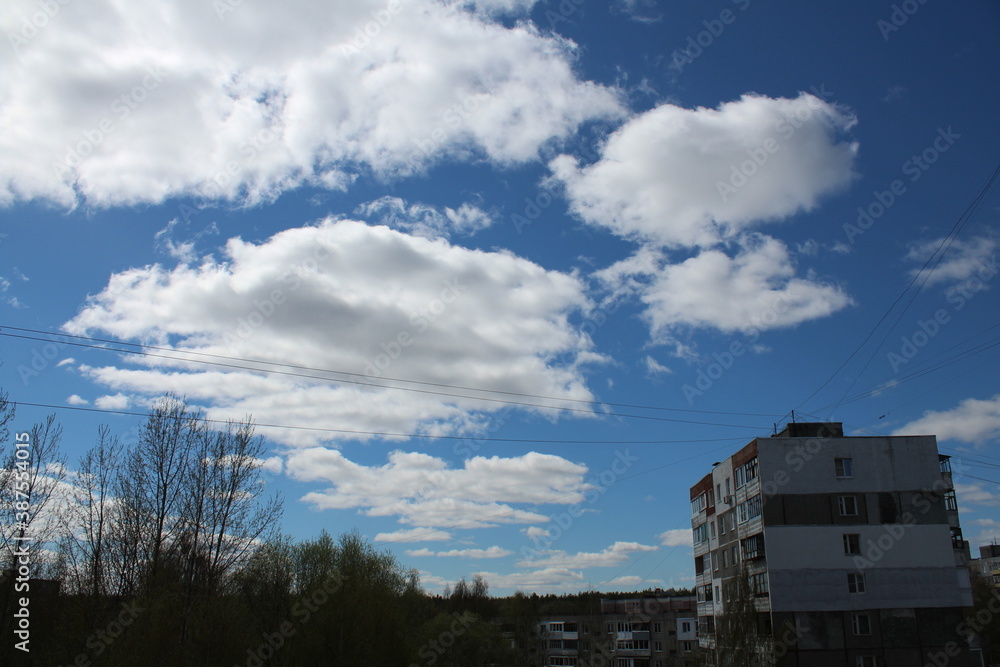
[524,593,698,666]
[970,543,1000,588]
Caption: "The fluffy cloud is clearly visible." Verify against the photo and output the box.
[0,0,623,207]
[550,92,857,248]
[355,196,494,239]
[955,483,1000,508]
[658,528,692,548]
[375,528,453,543]
[94,393,130,410]
[906,235,999,288]
[517,541,657,568]
[894,395,1000,446]
[470,567,585,592]
[598,234,852,338]
[406,546,512,558]
[64,218,600,446]
[286,448,589,529]
[550,93,857,348]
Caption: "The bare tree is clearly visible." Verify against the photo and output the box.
[60,425,122,597]
[0,414,68,575]
[181,416,282,592]
[176,415,282,643]
[716,563,773,667]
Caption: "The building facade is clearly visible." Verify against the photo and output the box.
[690,422,976,666]
[970,544,1000,588]
[527,594,698,666]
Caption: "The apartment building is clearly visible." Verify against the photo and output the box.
[529,594,698,666]
[690,422,976,666]
[970,544,1000,588]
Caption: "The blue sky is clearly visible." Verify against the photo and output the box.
[2,0,999,595]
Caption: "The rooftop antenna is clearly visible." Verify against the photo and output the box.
[791,410,796,424]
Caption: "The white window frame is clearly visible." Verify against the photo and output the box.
[835,457,853,478]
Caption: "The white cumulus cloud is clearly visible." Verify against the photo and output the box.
[63,218,601,446]
[286,448,590,529]
[0,0,623,208]
[894,395,1000,446]
[550,92,857,249]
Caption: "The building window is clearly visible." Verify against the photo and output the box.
[653,622,661,633]
[710,520,717,538]
[835,457,853,478]
[654,640,663,652]
[715,585,720,603]
[691,492,707,515]
[742,534,765,559]
[720,515,727,535]
[839,495,859,516]
[681,621,691,633]
[856,657,878,667]
[726,477,731,497]
[843,533,861,555]
[750,572,769,595]
[852,613,872,636]
[952,527,965,549]
[945,490,958,511]
[848,572,866,593]
[735,457,759,488]
[738,494,762,524]
[693,523,708,544]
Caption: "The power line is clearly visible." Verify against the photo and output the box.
[796,160,1000,416]
[1,326,773,417]
[9,400,767,444]
[0,327,773,429]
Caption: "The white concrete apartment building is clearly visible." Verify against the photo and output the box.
[690,422,976,666]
